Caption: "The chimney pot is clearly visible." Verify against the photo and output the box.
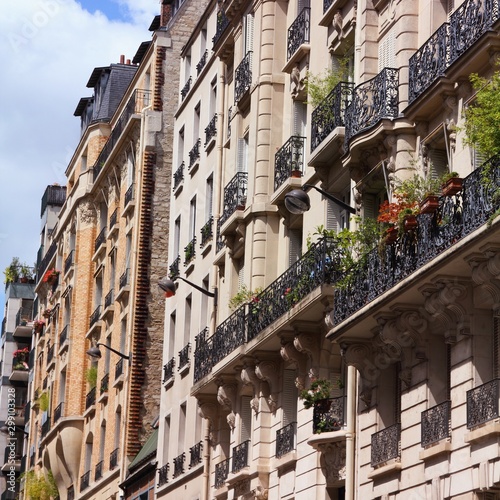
[120,54,125,64]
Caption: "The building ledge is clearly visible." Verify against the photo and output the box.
[465,421,500,444]
[272,451,297,472]
[307,429,350,450]
[367,461,401,480]
[282,44,310,74]
[419,440,452,460]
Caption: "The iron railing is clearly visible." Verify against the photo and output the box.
[234,51,252,104]
[219,172,248,226]
[104,289,114,310]
[181,76,192,100]
[287,7,310,60]
[274,136,306,191]
[196,50,208,75]
[169,256,180,279]
[323,0,334,13]
[421,400,451,446]
[205,114,217,146]
[94,226,107,253]
[124,183,134,207]
[232,440,250,473]
[59,325,68,346]
[188,139,201,169]
[173,162,184,191]
[80,471,90,492]
[40,185,66,217]
[85,387,96,409]
[36,241,56,281]
[163,357,175,383]
[467,379,499,429]
[64,250,74,275]
[115,358,124,379]
[276,422,296,458]
[179,343,190,370]
[67,486,75,500]
[89,305,101,328]
[371,423,400,467]
[95,460,103,481]
[344,67,399,149]
[119,268,129,290]
[189,441,203,468]
[15,305,33,327]
[100,373,109,394]
[53,402,64,423]
[158,463,169,486]
[313,397,345,434]
[41,418,50,438]
[184,237,196,266]
[110,448,119,469]
[109,207,118,231]
[215,458,229,488]
[200,217,213,247]
[173,452,185,478]
[311,81,354,152]
[212,9,230,47]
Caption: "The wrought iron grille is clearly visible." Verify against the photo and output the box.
[104,289,114,310]
[169,255,181,279]
[215,458,229,488]
[163,357,175,383]
[287,7,310,60]
[184,237,196,266]
[173,452,185,478]
[274,136,306,191]
[179,343,191,370]
[344,67,399,149]
[94,226,107,253]
[80,471,90,492]
[189,441,203,468]
[211,306,247,367]
[85,387,96,409]
[37,241,56,281]
[109,448,119,470]
[421,400,451,447]
[323,0,334,13]
[276,422,296,458]
[125,183,134,206]
[64,249,74,274]
[200,217,213,247]
[212,9,230,47]
[119,268,129,290]
[467,379,500,429]
[41,418,50,438]
[53,402,64,423]
[188,139,201,169]
[234,51,252,104]
[313,397,345,434]
[181,76,192,100]
[173,162,185,191]
[109,208,118,231]
[158,463,169,486]
[95,460,103,480]
[333,155,500,325]
[371,423,400,467]
[115,358,124,379]
[227,106,232,139]
[205,114,217,145]
[311,81,354,153]
[67,486,74,500]
[196,50,208,75]
[59,325,69,346]
[47,344,54,365]
[219,172,248,226]
[232,440,250,473]
[100,373,109,394]
[15,305,33,326]
[89,305,101,328]
[194,328,211,382]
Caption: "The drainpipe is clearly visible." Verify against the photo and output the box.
[345,365,357,500]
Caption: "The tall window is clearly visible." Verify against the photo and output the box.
[194,103,201,142]
[282,369,298,426]
[243,12,254,55]
[240,396,252,443]
[174,216,181,258]
[179,403,187,454]
[378,28,396,71]
[184,296,192,346]
[126,151,135,188]
[189,197,197,240]
[206,175,213,219]
[178,127,185,165]
[237,136,249,172]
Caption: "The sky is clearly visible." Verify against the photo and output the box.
[0,0,159,306]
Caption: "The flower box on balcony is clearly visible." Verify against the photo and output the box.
[419,195,440,214]
[403,214,418,232]
[442,177,463,196]
[385,226,398,244]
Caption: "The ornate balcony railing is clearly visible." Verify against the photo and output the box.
[37,241,56,281]
[409,0,500,104]
[215,458,229,488]
[173,162,184,191]
[276,422,296,458]
[311,81,354,153]
[313,397,345,434]
[163,357,175,383]
[196,50,208,75]
[109,448,119,470]
[181,76,192,100]
[189,441,203,468]
[85,387,96,409]
[287,7,310,60]
[173,452,185,478]
[179,343,190,370]
[119,268,129,290]
[41,417,50,438]
[104,289,114,310]
[169,255,180,279]
[219,172,248,226]
[94,460,103,481]
[100,373,109,394]
[47,344,55,365]
[80,471,90,492]
[344,67,399,149]
[212,9,230,47]
[274,136,306,191]
[94,226,107,253]
[158,463,169,486]
[64,250,74,275]
[109,207,118,231]
[53,402,64,423]
[124,183,134,207]
[200,217,213,247]
[467,379,499,429]
[188,139,201,169]
[234,51,252,104]
[232,440,250,473]
[92,89,151,180]
[89,305,101,328]
[184,237,196,266]
[205,114,217,146]
[59,325,68,346]
[421,400,451,447]
[323,0,334,13]
[334,154,500,325]
[371,423,400,467]
[115,358,124,379]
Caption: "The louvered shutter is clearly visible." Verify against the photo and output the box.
[283,369,298,426]
[363,193,377,221]
[241,396,252,442]
[327,199,340,233]
[473,148,488,170]
[237,138,248,172]
[329,371,342,398]
[289,228,302,266]
[378,29,396,71]
[429,149,448,180]
[494,316,500,378]
[245,13,254,54]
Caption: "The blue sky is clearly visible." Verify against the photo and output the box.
[78,0,129,21]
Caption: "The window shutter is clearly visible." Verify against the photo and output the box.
[473,148,487,170]
[429,149,448,180]
[293,101,307,137]
[289,228,302,266]
[241,396,252,442]
[245,13,254,54]
[237,138,248,172]
[329,371,342,398]
[238,260,245,289]
[378,29,396,71]
[298,0,310,12]
[494,317,500,379]
[363,193,377,220]
[327,199,340,233]
[283,369,298,426]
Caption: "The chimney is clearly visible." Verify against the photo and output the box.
[160,1,172,27]
[120,54,125,64]
[126,59,131,65]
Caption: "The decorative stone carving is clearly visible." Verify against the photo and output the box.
[255,361,279,413]
[333,10,343,37]
[318,441,346,486]
[280,341,308,390]
[241,364,260,414]
[342,342,376,407]
[217,381,237,429]
[252,485,268,499]
[234,478,251,497]
[467,247,500,311]
[294,332,320,369]
[78,200,96,227]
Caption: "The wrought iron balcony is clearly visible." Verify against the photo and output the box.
[104,289,114,310]
[119,268,129,290]
[212,9,230,47]
[169,255,180,279]
[371,423,400,468]
[47,344,55,365]
[184,237,196,266]
[409,0,500,104]
[124,183,134,207]
[205,114,217,146]
[333,155,500,325]
[109,208,118,232]
[36,241,56,282]
[94,460,103,481]
[89,305,101,328]
[163,357,175,383]
[158,463,169,486]
[53,402,64,423]
[196,49,208,75]
[189,441,203,468]
[178,343,190,370]
[421,400,451,447]
[15,305,33,327]
[467,379,499,429]
[115,358,124,379]
[173,452,185,478]
[313,397,345,434]
[276,422,296,458]
[344,67,399,149]
[80,471,90,492]
[274,136,306,191]
[219,172,248,226]
[109,448,119,470]
[173,162,184,191]
[100,373,109,394]
[234,51,252,104]
[200,217,213,247]
[323,0,334,13]
[232,440,249,473]
[41,417,50,439]
[287,7,310,60]
[64,250,74,275]
[311,81,354,153]
[59,325,68,346]
[181,76,192,100]
[188,139,201,169]
[94,226,107,253]
[215,458,229,488]
[85,387,96,410]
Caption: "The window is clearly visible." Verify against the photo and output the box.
[237,136,249,172]
[194,103,201,142]
[282,369,298,426]
[293,100,307,138]
[126,151,135,188]
[243,12,254,55]
[240,396,252,443]
[179,403,187,454]
[288,228,302,266]
[178,127,185,165]
[163,414,171,461]
[206,175,213,218]
[210,77,217,117]
[184,296,192,346]
[189,197,197,240]
[378,28,395,71]
[169,312,176,360]
[174,216,181,258]
[104,334,111,374]
[327,190,351,232]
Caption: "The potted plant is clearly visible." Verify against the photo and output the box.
[3,257,21,284]
[34,319,45,333]
[86,365,98,389]
[299,378,334,409]
[377,195,419,236]
[43,268,60,286]
[42,308,52,318]
[441,171,463,196]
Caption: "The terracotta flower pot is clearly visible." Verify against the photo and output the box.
[419,195,440,214]
[385,226,398,244]
[403,215,418,232]
[442,177,463,196]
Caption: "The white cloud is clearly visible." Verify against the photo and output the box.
[0,0,157,297]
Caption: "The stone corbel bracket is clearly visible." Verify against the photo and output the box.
[216,378,238,430]
[294,331,320,379]
[255,360,279,413]
[280,340,308,390]
[240,363,261,414]
[467,247,500,311]
[197,397,219,445]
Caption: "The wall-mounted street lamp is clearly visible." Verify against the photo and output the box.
[284,184,356,215]
[158,276,217,306]
[86,343,132,364]
[0,424,29,436]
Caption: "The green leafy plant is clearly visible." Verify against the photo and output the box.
[22,469,59,500]
[86,365,98,388]
[229,285,263,311]
[306,57,351,108]
[3,256,21,284]
[38,391,50,412]
[299,379,334,409]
